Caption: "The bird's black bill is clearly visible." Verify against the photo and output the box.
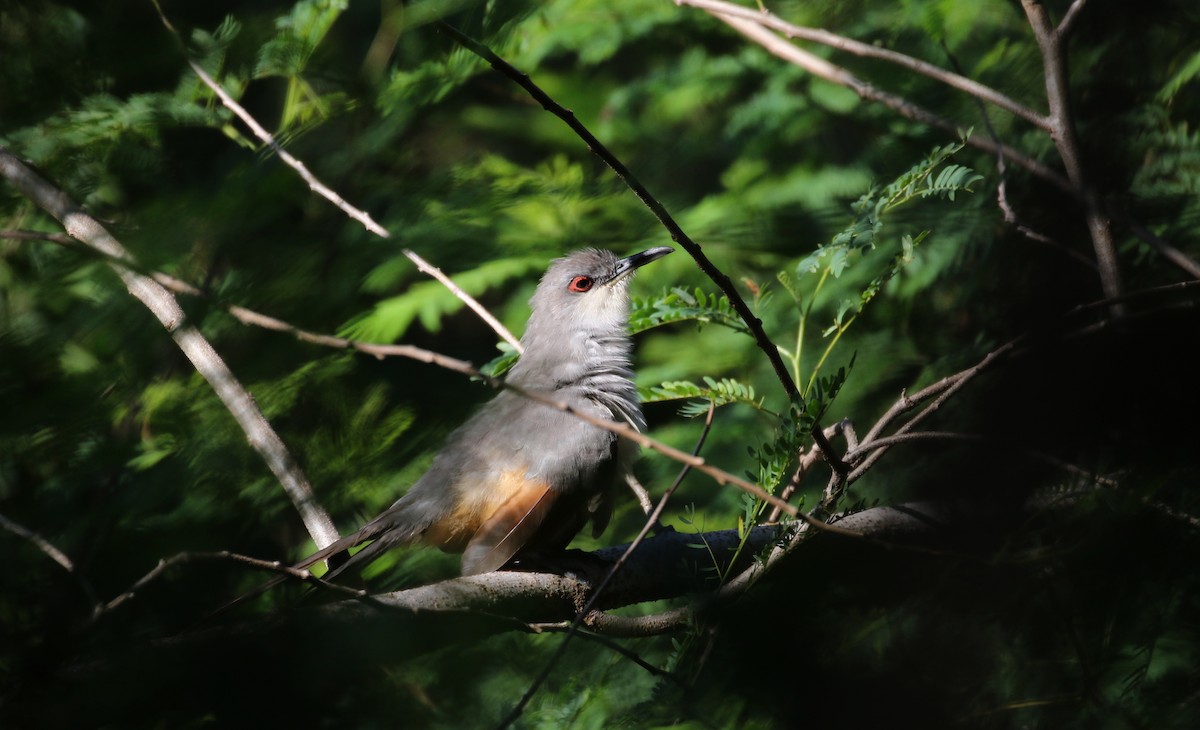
[613,246,673,279]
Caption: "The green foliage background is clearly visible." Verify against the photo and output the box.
[2,0,1199,727]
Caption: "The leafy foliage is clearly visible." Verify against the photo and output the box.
[628,287,751,335]
[640,376,764,416]
[794,139,981,280]
[342,255,544,343]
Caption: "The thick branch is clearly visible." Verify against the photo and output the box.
[311,499,995,631]
[325,525,781,625]
[1020,0,1123,303]
[0,147,341,551]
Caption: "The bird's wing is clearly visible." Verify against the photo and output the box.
[460,478,557,576]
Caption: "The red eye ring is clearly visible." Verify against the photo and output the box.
[568,275,594,292]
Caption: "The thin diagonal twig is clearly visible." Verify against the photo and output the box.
[92,550,367,621]
[0,510,100,611]
[434,21,802,403]
[1057,0,1091,37]
[403,249,524,352]
[151,0,389,239]
[436,21,856,475]
[0,511,76,573]
[151,1,530,354]
[526,623,684,682]
[1020,0,1123,305]
[498,401,718,729]
[849,344,1015,483]
[1109,206,1200,279]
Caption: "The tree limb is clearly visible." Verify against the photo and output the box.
[1020,0,1123,304]
[301,498,1011,632]
[0,147,342,552]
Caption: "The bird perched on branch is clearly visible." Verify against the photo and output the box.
[299,246,673,579]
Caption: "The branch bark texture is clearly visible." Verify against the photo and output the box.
[1020,0,1123,302]
[0,147,341,551]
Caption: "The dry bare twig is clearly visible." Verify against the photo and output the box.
[0,510,98,609]
[150,0,389,239]
[0,510,77,574]
[525,623,683,681]
[151,1,532,355]
[93,550,367,621]
[849,344,1015,484]
[676,0,1051,130]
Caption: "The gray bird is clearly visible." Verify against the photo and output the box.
[297,246,672,579]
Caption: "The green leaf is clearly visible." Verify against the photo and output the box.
[629,288,752,335]
[640,377,766,417]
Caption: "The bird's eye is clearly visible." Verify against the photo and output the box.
[568,275,594,292]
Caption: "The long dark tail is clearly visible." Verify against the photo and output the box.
[203,510,413,623]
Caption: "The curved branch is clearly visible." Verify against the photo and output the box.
[676,0,1051,131]
[0,510,98,609]
[711,13,1072,194]
[0,510,75,574]
[324,525,782,625]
